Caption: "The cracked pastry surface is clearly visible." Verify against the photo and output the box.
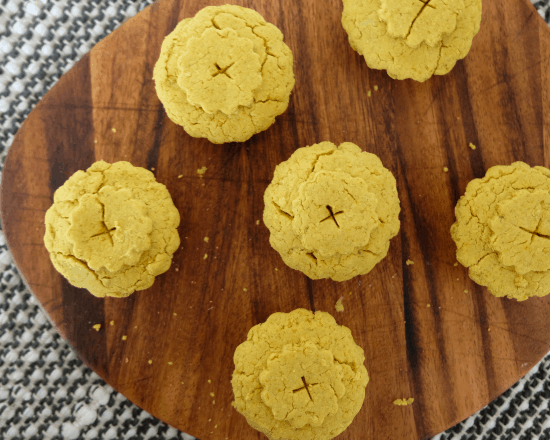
[232,309,369,440]
[44,161,180,298]
[451,162,550,301]
[263,142,401,281]
[153,5,295,144]
[341,0,482,82]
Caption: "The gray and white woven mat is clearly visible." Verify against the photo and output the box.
[1,1,550,439]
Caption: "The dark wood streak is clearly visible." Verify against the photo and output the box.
[1,0,550,439]
[471,284,498,393]
[401,229,426,437]
[306,278,315,312]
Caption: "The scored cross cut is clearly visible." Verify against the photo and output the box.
[292,376,317,401]
[91,222,116,246]
[212,62,234,78]
[320,205,344,228]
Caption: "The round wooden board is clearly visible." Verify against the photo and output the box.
[2,0,550,438]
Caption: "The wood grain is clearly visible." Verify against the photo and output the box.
[1,0,550,438]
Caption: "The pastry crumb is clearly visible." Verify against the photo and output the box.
[122,335,127,341]
[210,392,215,397]
[178,174,183,178]
[197,166,207,177]
[204,253,208,259]
[469,142,477,150]
[427,304,430,308]
[374,85,378,91]
[454,262,458,266]
[394,398,414,406]
[243,288,247,292]
[92,324,101,331]
[148,360,153,364]
[256,220,260,225]
[406,259,414,265]
[335,298,344,312]
[125,358,129,363]
[111,128,116,133]
[208,379,211,384]
[444,167,449,172]
[174,312,177,316]
[464,290,468,293]
[168,362,173,365]
[367,90,372,97]
[204,237,209,243]
[110,320,114,326]
[488,328,491,332]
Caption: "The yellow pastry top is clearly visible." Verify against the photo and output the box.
[153,5,295,144]
[341,0,482,82]
[263,142,401,281]
[44,161,180,298]
[451,162,550,301]
[232,309,369,440]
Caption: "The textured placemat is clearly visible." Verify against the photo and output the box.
[1,1,549,439]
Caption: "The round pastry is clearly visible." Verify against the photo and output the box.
[44,161,180,298]
[451,162,550,301]
[232,309,369,440]
[153,5,295,144]
[341,0,482,82]
[263,141,401,281]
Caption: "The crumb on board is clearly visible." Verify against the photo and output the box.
[243,288,248,292]
[125,358,129,363]
[208,380,211,384]
[367,90,372,97]
[148,360,153,364]
[122,335,127,341]
[444,167,449,172]
[178,175,183,178]
[204,253,208,259]
[197,166,207,177]
[394,398,414,406]
[111,128,116,133]
[488,328,491,332]
[454,262,458,266]
[427,304,430,308]
[110,320,114,326]
[204,237,209,243]
[335,298,344,312]
[94,140,97,143]
[168,362,173,365]
[210,392,215,397]
[212,400,215,405]
[406,259,414,265]
[469,142,476,150]
[174,312,177,316]
[374,85,378,91]
[464,290,468,293]
[92,324,101,331]
[256,220,260,225]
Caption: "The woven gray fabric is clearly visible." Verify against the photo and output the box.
[0,1,549,439]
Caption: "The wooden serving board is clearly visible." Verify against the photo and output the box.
[1,0,550,438]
